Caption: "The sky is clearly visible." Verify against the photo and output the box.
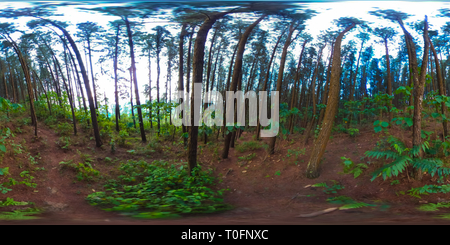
[1,1,450,115]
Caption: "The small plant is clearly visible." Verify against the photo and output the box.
[0,208,41,220]
[339,202,376,210]
[19,171,37,188]
[110,139,116,153]
[407,184,450,198]
[373,120,389,133]
[286,148,306,158]
[56,122,72,136]
[312,180,344,194]
[0,184,12,194]
[340,157,368,178]
[390,180,400,185]
[59,160,100,182]
[326,196,355,204]
[417,202,450,212]
[0,197,30,207]
[347,128,359,137]
[235,141,265,153]
[238,153,256,162]
[275,170,281,176]
[56,137,71,150]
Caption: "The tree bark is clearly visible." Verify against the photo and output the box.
[40,18,102,147]
[221,15,266,159]
[188,11,231,174]
[306,23,356,179]
[125,17,146,142]
[268,22,299,154]
[428,35,448,138]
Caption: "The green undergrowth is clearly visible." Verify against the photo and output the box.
[326,196,381,210]
[417,202,450,211]
[86,159,232,219]
[0,208,41,220]
[0,197,40,220]
[312,180,344,194]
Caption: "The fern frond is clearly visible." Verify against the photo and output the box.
[312,182,328,188]
[412,158,449,178]
[365,150,400,160]
[370,155,411,181]
[339,202,376,210]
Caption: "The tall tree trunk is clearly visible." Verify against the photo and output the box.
[306,23,356,178]
[114,24,120,132]
[6,35,37,136]
[129,67,136,128]
[188,12,233,175]
[54,55,77,136]
[222,39,239,138]
[125,17,146,142]
[179,23,187,145]
[384,39,393,125]
[303,44,325,146]
[41,18,102,146]
[87,38,98,109]
[289,40,308,134]
[429,35,448,138]
[256,27,287,140]
[268,22,299,155]
[221,15,266,159]
[398,17,429,180]
[32,69,52,115]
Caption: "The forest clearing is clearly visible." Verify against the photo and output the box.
[1,1,450,225]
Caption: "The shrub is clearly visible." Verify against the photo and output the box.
[85,160,232,218]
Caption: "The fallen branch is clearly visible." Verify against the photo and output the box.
[296,207,339,218]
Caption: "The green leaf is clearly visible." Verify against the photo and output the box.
[404,118,413,127]
[373,120,380,126]
[374,126,382,133]
[431,112,440,119]
[381,121,389,127]
[0,144,5,153]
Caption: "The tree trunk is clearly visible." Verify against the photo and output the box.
[306,23,356,179]
[221,15,266,159]
[188,12,233,175]
[41,18,102,146]
[256,27,287,140]
[289,40,308,134]
[397,17,429,180]
[304,44,325,146]
[87,38,98,109]
[125,17,146,142]
[114,24,120,132]
[268,22,298,155]
[179,23,188,145]
[384,39,393,126]
[429,35,448,138]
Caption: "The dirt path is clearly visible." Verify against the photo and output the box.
[5,125,122,221]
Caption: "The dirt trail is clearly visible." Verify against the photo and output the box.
[3,124,122,221]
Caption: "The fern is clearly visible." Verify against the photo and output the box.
[370,155,411,181]
[0,208,41,220]
[326,196,355,204]
[417,202,450,212]
[312,182,328,188]
[339,202,376,210]
[435,213,450,219]
[408,184,450,198]
[0,197,29,207]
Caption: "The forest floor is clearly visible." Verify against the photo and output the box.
[2,115,450,224]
